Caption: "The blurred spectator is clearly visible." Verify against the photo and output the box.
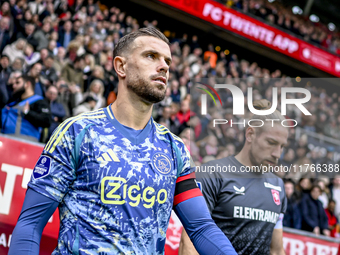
[280,147,295,167]
[23,43,40,66]
[40,55,58,86]
[204,44,217,69]
[53,47,67,74]
[27,62,43,96]
[320,147,337,178]
[1,75,51,142]
[331,175,340,220]
[61,55,85,90]
[170,79,180,103]
[58,20,76,49]
[283,179,301,229]
[0,17,11,53]
[325,200,339,238]
[17,22,39,50]
[73,95,97,115]
[318,179,330,209]
[155,105,179,134]
[28,0,45,16]
[3,38,26,63]
[44,85,66,141]
[80,79,105,110]
[300,185,330,236]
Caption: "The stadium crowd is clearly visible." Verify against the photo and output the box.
[0,0,339,240]
[217,0,340,55]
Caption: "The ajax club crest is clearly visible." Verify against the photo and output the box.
[152,152,172,175]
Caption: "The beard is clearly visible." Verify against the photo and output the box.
[126,72,167,104]
[12,86,26,100]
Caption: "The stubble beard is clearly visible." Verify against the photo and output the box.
[126,73,167,104]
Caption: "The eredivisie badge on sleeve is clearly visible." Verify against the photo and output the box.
[32,155,51,179]
[271,189,280,205]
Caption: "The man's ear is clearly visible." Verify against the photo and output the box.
[113,56,126,79]
[245,127,255,143]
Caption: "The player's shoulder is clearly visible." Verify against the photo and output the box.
[63,108,107,129]
[153,120,186,147]
[45,109,107,153]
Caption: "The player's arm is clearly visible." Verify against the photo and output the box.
[179,228,199,255]
[270,213,285,255]
[9,120,80,254]
[8,189,59,255]
[174,172,237,255]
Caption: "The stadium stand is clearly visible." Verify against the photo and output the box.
[1,0,340,254]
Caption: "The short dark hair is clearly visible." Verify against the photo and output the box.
[19,75,36,90]
[113,27,169,59]
[74,55,85,64]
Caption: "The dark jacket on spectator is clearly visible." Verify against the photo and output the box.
[58,30,77,49]
[300,194,329,233]
[283,197,302,229]
[16,31,39,51]
[0,29,11,54]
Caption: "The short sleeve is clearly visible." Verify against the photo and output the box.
[28,123,77,202]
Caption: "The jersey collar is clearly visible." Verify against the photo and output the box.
[104,105,153,145]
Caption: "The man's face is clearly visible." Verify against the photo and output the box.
[311,187,321,200]
[46,86,58,102]
[12,77,25,93]
[1,57,9,68]
[44,58,54,69]
[123,36,171,104]
[249,123,288,167]
[31,64,42,77]
[25,24,34,35]
[40,49,48,60]
[284,182,294,198]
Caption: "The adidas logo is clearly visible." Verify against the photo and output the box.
[97,149,120,162]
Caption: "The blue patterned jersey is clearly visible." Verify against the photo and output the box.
[28,106,193,255]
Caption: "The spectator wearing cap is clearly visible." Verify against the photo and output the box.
[283,179,301,229]
[300,185,330,236]
[44,85,66,139]
[73,95,97,116]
